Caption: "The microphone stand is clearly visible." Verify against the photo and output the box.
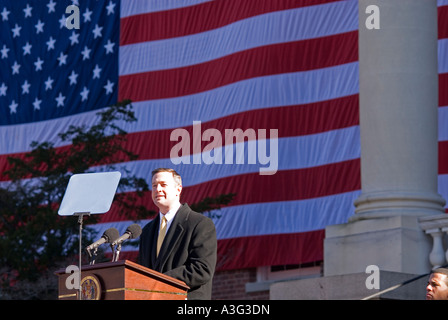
[113,243,122,262]
[87,247,98,265]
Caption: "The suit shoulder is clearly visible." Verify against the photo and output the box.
[141,217,157,234]
[143,217,157,228]
[180,204,214,224]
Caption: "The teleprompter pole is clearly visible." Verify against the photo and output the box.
[75,212,90,300]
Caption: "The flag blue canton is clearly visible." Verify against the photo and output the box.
[0,0,119,125]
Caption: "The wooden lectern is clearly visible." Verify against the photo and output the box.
[55,260,189,300]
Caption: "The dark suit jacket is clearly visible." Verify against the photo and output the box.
[138,203,217,300]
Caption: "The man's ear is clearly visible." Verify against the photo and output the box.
[177,184,182,196]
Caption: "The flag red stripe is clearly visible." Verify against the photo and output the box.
[130,95,359,161]
[118,31,358,102]
[100,159,361,223]
[120,0,342,45]
[108,230,325,271]
[439,140,448,174]
[182,159,361,205]
[0,95,359,181]
[439,5,448,39]
[216,230,325,270]
[440,73,448,107]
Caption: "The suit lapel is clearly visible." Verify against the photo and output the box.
[155,204,189,270]
[148,215,160,268]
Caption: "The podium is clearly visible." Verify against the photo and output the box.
[55,260,189,300]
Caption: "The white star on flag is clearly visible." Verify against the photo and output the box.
[0,0,118,118]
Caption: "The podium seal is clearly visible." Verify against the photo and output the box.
[80,275,102,300]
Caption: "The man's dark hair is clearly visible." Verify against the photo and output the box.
[432,268,448,285]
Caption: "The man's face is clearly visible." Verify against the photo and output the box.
[151,171,182,213]
[426,273,448,300]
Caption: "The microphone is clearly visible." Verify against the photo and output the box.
[86,227,120,251]
[111,224,142,247]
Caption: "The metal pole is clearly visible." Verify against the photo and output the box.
[75,212,90,300]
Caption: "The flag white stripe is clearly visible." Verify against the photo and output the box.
[120,0,213,18]
[439,39,448,74]
[0,62,359,155]
[438,174,448,208]
[0,126,360,192]
[94,125,360,189]
[439,106,448,141]
[89,190,361,252]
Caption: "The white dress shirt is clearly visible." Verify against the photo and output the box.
[158,202,181,235]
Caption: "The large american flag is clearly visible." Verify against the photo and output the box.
[1,0,447,271]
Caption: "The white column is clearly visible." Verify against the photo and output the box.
[324,0,445,277]
[353,0,445,220]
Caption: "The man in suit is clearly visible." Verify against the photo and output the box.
[139,168,217,300]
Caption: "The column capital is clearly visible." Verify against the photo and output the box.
[351,191,446,222]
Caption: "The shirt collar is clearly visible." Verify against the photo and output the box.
[159,202,181,223]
